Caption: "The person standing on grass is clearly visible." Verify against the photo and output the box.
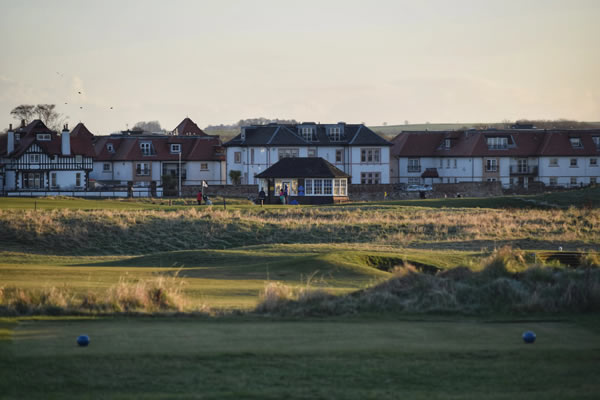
[196,190,202,205]
[283,184,288,204]
[279,188,285,204]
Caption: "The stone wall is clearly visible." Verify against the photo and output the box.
[182,184,259,198]
[430,182,503,198]
[348,181,504,201]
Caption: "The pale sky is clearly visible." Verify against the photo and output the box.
[1,0,599,134]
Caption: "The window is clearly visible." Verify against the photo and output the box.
[30,154,40,163]
[170,144,181,153]
[278,148,299,159]
[23,172,42,189]
[250,148,254,164]
[308,148,317,157]
[50,172,57,188]
[328,127,341,141]
[550,177,558,186]
[75,155,82,163]
[305,179,313,195]
[570,137,582,148]
[335,149,343,163]
[408,177,420,185]
[200,163,208,170]
[486,178,497,182]
[361,172,380,184]
[486,159,497,172]
[51,155,57,163]
[301,127,315,141]
[140,142,152,156]
[323,179,332,195]
[570,158,578,167]
[439,159,443,168]
[313,179,323,195]
[486,137,508,149]
[591,177,597,185]
[407,159,420,172]
[75,173,81,187]
[444,139,451,149]
[136,162,150,176]
[361,148,380,163]
[446,159,451,168]
[570,177,577,186]
[234,152,242,164]
[593,136,600,149]
[103,163,111,172]
[549,158,558,167]
[339,179,347,196]
[453,159,457,169]
[36,133,51,141]
[15,133,20,141]
[107,143,114,153]
[332,179,347,196]
[591,158,598,167]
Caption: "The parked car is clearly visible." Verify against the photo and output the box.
[406,184,433,192]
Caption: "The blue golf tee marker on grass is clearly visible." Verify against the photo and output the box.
[77,335,90,347]
[522,331,536,343]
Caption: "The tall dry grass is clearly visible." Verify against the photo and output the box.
[254,247,600,316]
[0,273,208,316]
[1,206,599,254]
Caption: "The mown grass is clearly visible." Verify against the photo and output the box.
[1,316,599,399]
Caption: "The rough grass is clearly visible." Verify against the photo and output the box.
[1,203,599,255]
[255,247,600,316]
[0,273,204,316]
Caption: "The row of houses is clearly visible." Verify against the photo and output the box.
[0,118,599,197]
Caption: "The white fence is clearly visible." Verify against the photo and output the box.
[6,187,163,198]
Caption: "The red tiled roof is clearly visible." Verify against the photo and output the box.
[93,135,225,161]
[173,117,207,136]
[2,120,95,158]
[391,129,600,158]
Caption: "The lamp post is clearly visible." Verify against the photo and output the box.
[178,150,182,198]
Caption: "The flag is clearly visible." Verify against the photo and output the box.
[202,180,208,188]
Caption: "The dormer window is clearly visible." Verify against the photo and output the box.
[328,127,341,142]
[593,136,599,149]
[444,139,451,149]
[106,143,114,153]
[170,144,181,154]
[487,137,508,150]
[301,127,315,141]
[570,137,582,148]
[36,133,51,141]
[140,142,152,156]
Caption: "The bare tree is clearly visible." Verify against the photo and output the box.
[10,104,66,131]
[10,105,36,125]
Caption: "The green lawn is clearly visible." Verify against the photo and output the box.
[1,316,599,399]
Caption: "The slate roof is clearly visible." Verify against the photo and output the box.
[391,129,600,158]
[0,120,95,158]
[224,123,391,147]
[93,135,225,161]
[255,157,350,179]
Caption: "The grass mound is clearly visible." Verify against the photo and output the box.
[255,248,600,316]
[0,273,204,316]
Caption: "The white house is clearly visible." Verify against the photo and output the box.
[91,118,226,191]
[391,129,600,189]
[0,120,95,193]
[223,122,392,185]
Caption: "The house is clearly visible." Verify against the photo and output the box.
[0,120,95,193]
[223,122,391,185]
[90,117,226,191]
[255,157,350,204]
[391,128,600,188]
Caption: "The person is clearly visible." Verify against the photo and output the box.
[279,189,285,204]
[283,184,288,204]
[258,188,266,205]
[196,190,202,205]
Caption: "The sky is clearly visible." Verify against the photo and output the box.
[0,0,599,134]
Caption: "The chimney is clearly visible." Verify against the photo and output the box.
[7,124,14,154]
[61,124,71,155]
[21,119,25,128]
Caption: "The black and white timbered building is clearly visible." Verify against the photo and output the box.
[0,120,95,193]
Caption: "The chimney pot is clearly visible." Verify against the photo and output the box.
[21,119,25,128]
[9,123,12,131]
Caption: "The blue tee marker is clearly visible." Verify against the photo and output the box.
[77,335,90,347]
[522,331,536,344]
